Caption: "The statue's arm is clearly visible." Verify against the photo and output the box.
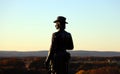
[67,33,74,50]
[45,33,56,64]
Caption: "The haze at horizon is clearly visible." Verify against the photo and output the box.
[0,0,120,52]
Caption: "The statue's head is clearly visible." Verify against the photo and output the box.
[54,16,68,30]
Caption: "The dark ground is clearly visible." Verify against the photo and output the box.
[0,56,120,74]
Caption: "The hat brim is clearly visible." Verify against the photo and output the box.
[53,20,68,24]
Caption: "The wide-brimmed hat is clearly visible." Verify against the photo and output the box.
[53,16,68,24]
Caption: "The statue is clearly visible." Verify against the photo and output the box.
[45,16,74,74]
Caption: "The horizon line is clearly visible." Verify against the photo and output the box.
[0,49,120,52]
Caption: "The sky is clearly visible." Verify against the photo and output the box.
[0,0,120,51]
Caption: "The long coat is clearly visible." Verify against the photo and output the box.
[46,30,74,74]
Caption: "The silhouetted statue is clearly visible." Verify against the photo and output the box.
[45,16,74,74]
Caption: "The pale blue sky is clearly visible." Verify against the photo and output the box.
[0,0,120,51]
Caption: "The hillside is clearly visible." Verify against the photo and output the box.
[0,50,120,57]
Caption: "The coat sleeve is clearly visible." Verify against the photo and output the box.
[66,33,74,50]
[45,33,56,63]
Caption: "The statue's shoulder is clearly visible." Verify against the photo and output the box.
[52,32,58,38]
[52,31,71,37]
[64,31,71,36]
[52,32,58,36]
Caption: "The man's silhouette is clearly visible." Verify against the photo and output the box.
[45,16,74,74]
